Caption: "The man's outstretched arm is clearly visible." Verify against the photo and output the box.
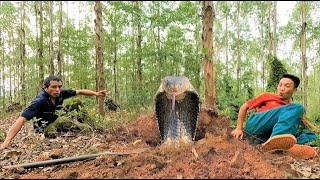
[0,116,26,150]
[76,89,108,97]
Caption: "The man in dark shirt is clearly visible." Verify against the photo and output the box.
[0,75,108,150]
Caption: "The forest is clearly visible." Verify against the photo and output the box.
[0,1,320,178]
[0,1,320,118]
[0,1,320,120]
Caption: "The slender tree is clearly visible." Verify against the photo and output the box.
[0,2,4,108]
[9,26,13,102]
[225,2,229,77]
[111,3,119,102]
[49,1,54,75]
[35,1,39,90]
[57,1,63,79]
[136,1,142,82]
[35,1,44,92]
[39,1,44,89]
[194,2,201,91]
[236,1,241,93]
[259,2,266,91]
[20,1,26,107]
[130,1,136,82]
[94,1,105,115]
[201,1,216,108]
[267,1,272,58]
[300,1,307,110]
[65,1,71,87]
[273,1,277,57]
[156,2,162,82]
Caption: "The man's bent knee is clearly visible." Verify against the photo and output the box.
[287,103,304,115]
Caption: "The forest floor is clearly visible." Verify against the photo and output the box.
[0,109,319,179]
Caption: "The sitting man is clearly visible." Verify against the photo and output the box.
[231,73,319,159]
[0,75,108,150]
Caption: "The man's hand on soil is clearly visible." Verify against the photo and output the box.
[231,128,244,140]
[0,141,10,151]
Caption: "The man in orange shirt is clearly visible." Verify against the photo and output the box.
[231,73,318,159]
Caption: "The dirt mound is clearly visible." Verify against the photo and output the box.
[1,109,319,179]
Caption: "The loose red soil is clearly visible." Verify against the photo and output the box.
[1,109,319,179]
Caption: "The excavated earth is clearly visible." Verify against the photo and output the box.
[0,109,319,179]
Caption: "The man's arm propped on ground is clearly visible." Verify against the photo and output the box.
[0,116,26,150]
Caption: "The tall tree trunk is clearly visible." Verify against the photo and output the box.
[94,1,105,116]
[267,1,272,58]
[236,1,240,94]
[39,1,44,89]
[112,6,119,103]
[66,1,70,87]
[57,1,63,79]
[77,2,82,88]
[156,2,162,82]
[136,1,142,82]
[300,1,307,110]
[273,1,277,57]
[9,28,13,102]
[20,1,26,107]
[225,10,229,76]
[260,2,266,91]
[13,27,17,101]
[0,15,4,109]
[1,35,4,108]
[201,1,215,109]
[35,1,43,92]
[49,1,54,75]
[130,2,136,83]
[35,1,39,92]
[194,2,201,91]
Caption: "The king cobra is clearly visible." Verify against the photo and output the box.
[155,76,200,144]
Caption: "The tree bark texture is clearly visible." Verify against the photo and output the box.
[94,1,106,116]
[300,1,307,110]
[49,1,55,75]
[201,1,216,109]
[57,1,63,79]
[20,1,26,107]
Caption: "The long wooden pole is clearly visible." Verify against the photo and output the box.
[2,150,144,169]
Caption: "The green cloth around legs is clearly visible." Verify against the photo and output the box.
[243,103,317,145]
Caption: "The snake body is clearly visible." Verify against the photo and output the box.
[155,76,200,144]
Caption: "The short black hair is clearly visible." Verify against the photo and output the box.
[281,73,300,88]
[43,75,62,88]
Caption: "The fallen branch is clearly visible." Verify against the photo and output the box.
[2,150,144,169]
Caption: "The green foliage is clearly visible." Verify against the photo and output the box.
[44,116,91,137]
[215,65,243,121]
[266,56,288,92]
[43,98,103,136]
[297,114,320,147]
[214,59,256,121]
[202,48,208,55]
[87,146,99,154]
[310,137,320,147]
[62,98,84,113]
[0,1,17,30]
[56,98,89,123]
